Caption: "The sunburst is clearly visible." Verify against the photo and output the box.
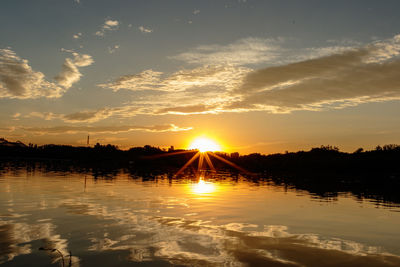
[175,137,249,176]
[147,137,250,176]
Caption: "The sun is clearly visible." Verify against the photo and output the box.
[188,137,221,152]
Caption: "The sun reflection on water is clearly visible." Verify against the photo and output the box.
[190,177,216,195]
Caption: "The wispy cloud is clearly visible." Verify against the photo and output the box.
[23,102,219,123]
[96,65,250,117]
[0,48,65,99]
[171,37,357,67]
[62,106,140,123]
[21,124,192,135]
[55,49,94,88]
[153,104,219,115]
[171,37,283,66]
[99,65,250,93]
[25,106,141,123]
[138,26,153,33]
[63,108,115,123]
[95,19,120,37]
[26,111,59,121]
[99,69,163,91]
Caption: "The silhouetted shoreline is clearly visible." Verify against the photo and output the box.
[1,138,400,205]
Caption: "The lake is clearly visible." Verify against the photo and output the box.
[1,167,400,266]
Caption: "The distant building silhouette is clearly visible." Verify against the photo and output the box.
[168,146,174,152]
[231,152,239,159]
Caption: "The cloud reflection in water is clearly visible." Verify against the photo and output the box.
[0,219,80,266]
[2,171,400,267]
[60,198,400,267]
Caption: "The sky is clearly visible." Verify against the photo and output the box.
[1,0,400,154]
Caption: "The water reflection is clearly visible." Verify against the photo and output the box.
[2,161,400,207]
[52,198,400,266]
[190,175,217,195]
[0,219,80,266]
[1,166,400,266]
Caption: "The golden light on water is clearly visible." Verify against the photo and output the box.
[190,177,216,195]
[188,137,222,152]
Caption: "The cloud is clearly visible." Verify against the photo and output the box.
[23,105,140,123]
[62,106,136,123]
[63,109,112,123]
[95,19,119,37]
[99,65,250,93]
[56,34,400,121]
[129,34,400,116]
[24,102,221,123]
[55,50,94,88]
[193,9,200,15]
[227,34,400,113]
[364,34,400,63]
[22,124,192,135]
[54,58,81,88]
[26,111,59,120]
[99,69,163,91]
[138,26,153,33]
[171,37,283,66]
[0,48,65,99]
[104,19,119,28]
[71,52,93,67]
[153,104,217,115]
[73,32,82,39]
[108,44,120,54]
[97,65,250,117]
[170,37,358,67]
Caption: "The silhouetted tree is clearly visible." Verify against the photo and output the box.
[354,148,364,153]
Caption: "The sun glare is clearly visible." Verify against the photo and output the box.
[190,177,216,194]
[188,137,221,152]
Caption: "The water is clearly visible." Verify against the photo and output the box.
[1,168,400,266]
